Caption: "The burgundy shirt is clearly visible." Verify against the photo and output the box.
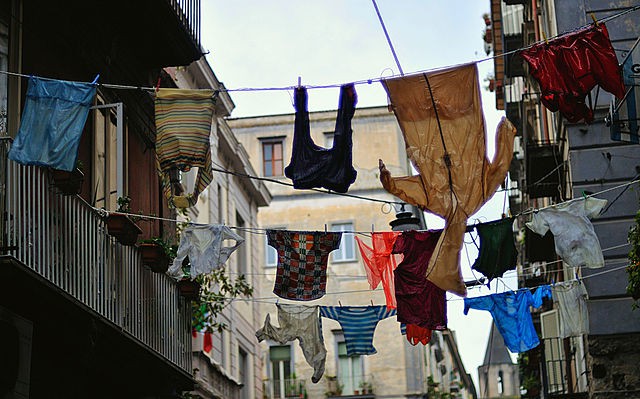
[393,230,447,330]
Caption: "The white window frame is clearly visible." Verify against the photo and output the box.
[331,222,356,262]
[265,227,285,267]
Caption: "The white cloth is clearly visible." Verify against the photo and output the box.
[167,224,244,279]
[552,280,589,338]
[526,197,607,268]
[256,304,326,383]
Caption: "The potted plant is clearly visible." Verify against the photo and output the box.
[178,278,201,301]
[627,206,640,304]
[50,160,84,195]
[359,380,373,395]
[137,237,177,273]
[104,196,142,246]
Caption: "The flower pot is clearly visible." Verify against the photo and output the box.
[104,213,142,246]
[138,243,170,273]
[177,279,201,301]
[50,168,84,195]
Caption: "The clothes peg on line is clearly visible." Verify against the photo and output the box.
[297,76,302,87]
[338,300,343,307]
[591,13,599,26]
[370,300,374,306]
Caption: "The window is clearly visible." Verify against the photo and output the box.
[331,223,356,262]
[497,370,504,395]
[269,345,292,399]
[239,347,249,399]
[324,132,334,148]
[236,212,247,276]
[266,235,278,267]
[92,100,124,211]
[217,184,224,223]
[262,140,283,177]
[337,341,364,395]
[265,227,285,267]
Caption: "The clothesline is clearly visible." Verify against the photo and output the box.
[0,6,637,94]
[227,259,631,305]
[79,175,640,236]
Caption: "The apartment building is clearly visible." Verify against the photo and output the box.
[231,104,476,399]
[487,1,640,397]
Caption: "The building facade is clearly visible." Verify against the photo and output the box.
[230,104,476,399]
[166,59,271,399]
[487,1,640,398]
[0,0,204,397]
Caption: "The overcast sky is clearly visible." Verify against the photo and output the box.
[201,0,517,391]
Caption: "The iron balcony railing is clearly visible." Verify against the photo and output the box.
[541,337,588,397]
[168,0,201,47]
[263,378,307,399]
[3,158,191,372]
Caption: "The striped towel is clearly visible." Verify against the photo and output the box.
[155,88,215,208]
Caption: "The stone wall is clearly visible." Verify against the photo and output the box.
[588,333,640,399]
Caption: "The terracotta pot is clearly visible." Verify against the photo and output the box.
[105,213,142,246]
[177,279,201,301]
[138,243,170,273]
[50,168,84,195]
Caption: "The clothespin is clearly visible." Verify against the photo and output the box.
[339,300,343,307]
[575,271,581,283]
[155,76,162,93]
[542,30,549,45]
[591,13,599,27]
[370,300,374,306]
[297,76,302,87]
[324,224,327,233]
[91,74,100,85]
[551,278,555,286]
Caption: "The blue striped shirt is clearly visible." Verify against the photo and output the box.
[319,305,396,355]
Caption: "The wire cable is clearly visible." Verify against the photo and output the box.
[0,6,637,94]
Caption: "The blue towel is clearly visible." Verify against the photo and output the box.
[9,76,96,171]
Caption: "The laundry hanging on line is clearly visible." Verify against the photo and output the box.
[520,23,625,124]
[464,285,552,353]
[155,88,216,208]
[379,63,517,297]
[319,305,396,356]
[551,280,589,338]
[256,304,326,383]
[400,323,433,346]
[284,84,358,193]
[268,229,342,301]
[167,224,245,280]
[471,217,518,281]
[9,76,97,172]
[355,231,403,309]
[526,196,607,269]
[393,230,447,330]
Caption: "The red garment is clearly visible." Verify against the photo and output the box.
[355,232,403,309]
[521,24,625,124]
[406,324,432,346]
[393,231,447,330]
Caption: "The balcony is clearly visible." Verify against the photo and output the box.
[326,375,376,399]
[541,337,588,398]
[0,153,193,392]
[263,378,307,399]
[25,0,203,70]
[526,143,564,199]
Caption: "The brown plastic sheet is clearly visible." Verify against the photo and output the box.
[379,63,516,297]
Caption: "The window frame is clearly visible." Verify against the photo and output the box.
[260,137,285,177]
[331,222,356,263]
[265,226,286,268]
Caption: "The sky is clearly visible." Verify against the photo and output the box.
[201,0,517,392]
